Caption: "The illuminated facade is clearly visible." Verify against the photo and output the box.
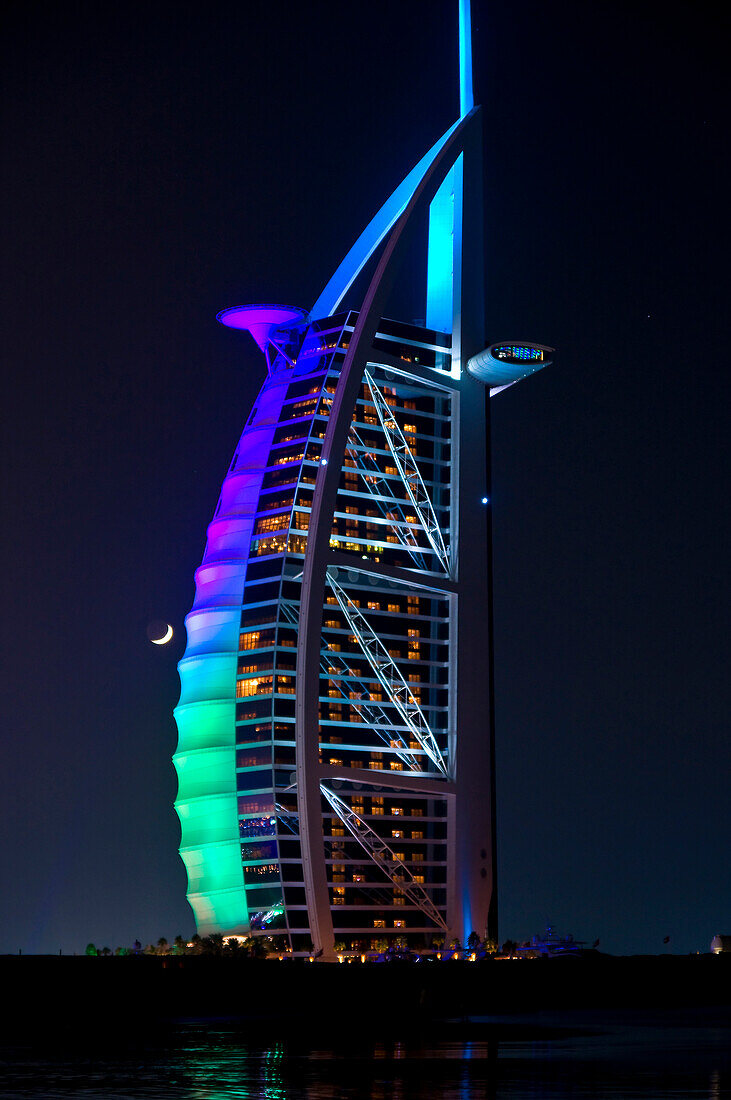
[173,0,550,957]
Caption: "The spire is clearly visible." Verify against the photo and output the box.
[459,0,474,117]
[312,0,476,334]
[426,0,475,334]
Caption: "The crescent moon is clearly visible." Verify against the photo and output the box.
[151,624,173,645]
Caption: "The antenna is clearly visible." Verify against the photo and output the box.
[459,0,474,117]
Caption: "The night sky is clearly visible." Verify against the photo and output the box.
[2,0,728,957]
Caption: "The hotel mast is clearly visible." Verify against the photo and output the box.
[173,0,550,958]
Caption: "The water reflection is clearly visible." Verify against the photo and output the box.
[0,1021,728,1098]
[178,1035,498,1100]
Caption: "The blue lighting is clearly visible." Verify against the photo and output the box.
[459,0,474,117]
[426,166,456,333]
[321,458,328,465]
[494,345,545,362]
[481,496,489,504]
[311,119,461,319]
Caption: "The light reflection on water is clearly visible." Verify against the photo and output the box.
[0,1022,729,1099]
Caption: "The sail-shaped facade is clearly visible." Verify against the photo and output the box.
[173,1,549,958]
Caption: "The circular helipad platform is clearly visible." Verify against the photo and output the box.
[216,304,310,351]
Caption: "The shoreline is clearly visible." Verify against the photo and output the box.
[1,954,728,1039]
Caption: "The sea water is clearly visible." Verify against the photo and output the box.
[0,1012,729,1098]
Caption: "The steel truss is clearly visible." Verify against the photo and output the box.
[320,783,448,932]
[274,802,299,835]
[280,600,420,769]
[363,370,450,575]
[321,640,421,770]
[344,423,429,570]
[326,571,450,778]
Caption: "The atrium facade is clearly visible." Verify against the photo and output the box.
[173,1,549,958]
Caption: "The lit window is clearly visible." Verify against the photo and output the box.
[236,676,274,698]
[387,603,399,613]
[394,920,405,929]
[411,831,424,840]
[390,761,404,771]
[391,830,404,839]
[391,807,403,816]
[373,920,386,929]
[253,512,289,535]
[276,676,295,695]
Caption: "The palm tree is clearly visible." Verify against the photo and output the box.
[157,937,169,955]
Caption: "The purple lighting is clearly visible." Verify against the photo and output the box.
[216,303,309,351]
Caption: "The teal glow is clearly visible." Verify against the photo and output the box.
[459,0,474,117]
[426,167,455,333]
[174,367,300,937]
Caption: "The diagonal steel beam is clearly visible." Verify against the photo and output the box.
[285,598,423,769]
[363,370,450,574]
[344,424,429,569]
[320,784,447,932]
[326,571,449,778]
[320,642,420,770]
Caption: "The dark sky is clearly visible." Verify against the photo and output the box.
[2,0,728,956]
